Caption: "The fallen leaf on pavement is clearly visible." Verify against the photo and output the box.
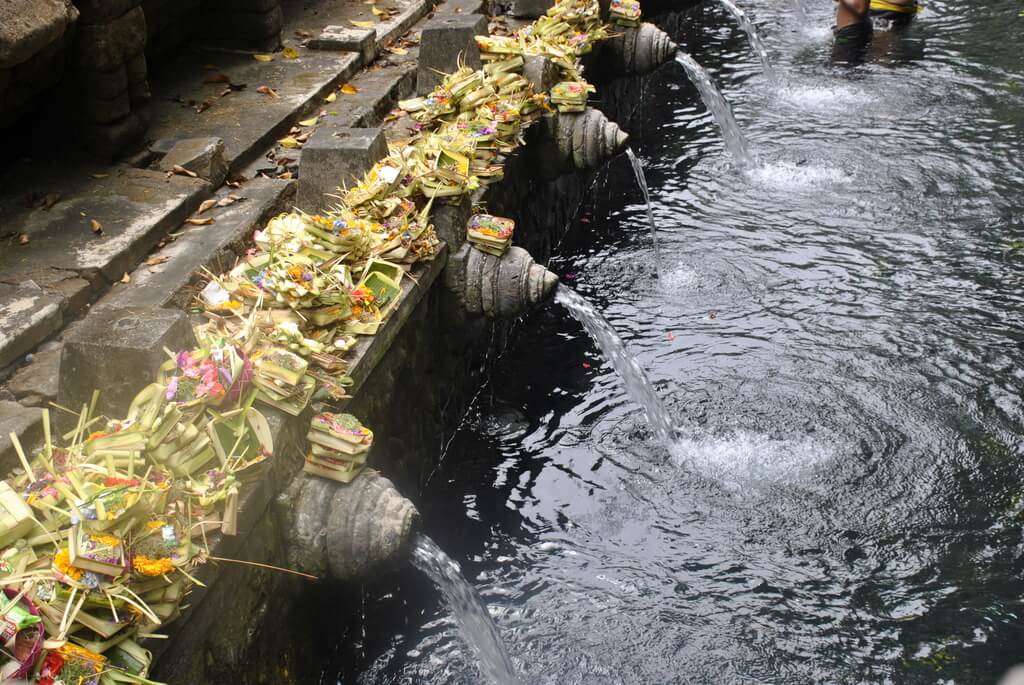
[298,117,319,126]
[90,219,103,235]
[185,217,215,226]
[341,83,359,94]
[349,20,375,28]
[324,92,337,103]
[256,85,280,98]
[92,173,109,179]
[387,46,408,55]
[145,255,170,266]
[282,47,299,59]
[18,233,29,245]
[217,194,244,207]
[371,6,386,16]
[121,272,131,284]
[197,199,218,214]
[254,54,274,62]
[172,164,198,178]
[195,101,211,113]
[278,136,302,149]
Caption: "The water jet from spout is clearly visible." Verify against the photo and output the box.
[675,51,755,168]
[410,533,520,685]
[555,284,676,444]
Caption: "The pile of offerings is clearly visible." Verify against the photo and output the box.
[466,214,515,256]
[304,413,374,483]
[549,81,593,113]
[0,330,274,682]
[609,0,642,27]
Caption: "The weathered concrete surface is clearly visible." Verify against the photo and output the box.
[0,281,62,371]
[58,306,193,423]
[97,177,295,310]
[296,126,388,212]
[0,400,43,475]
[156,136,228,185]
[416,13,488,94]
[309,26,378,64]
[0,169,208,285]
[5,341,61,408]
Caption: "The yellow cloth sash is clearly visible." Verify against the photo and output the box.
[869,0,921,13]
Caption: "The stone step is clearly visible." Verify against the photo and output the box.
[96,176,296,311]
[0,400,42,476]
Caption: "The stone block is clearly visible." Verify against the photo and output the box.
[0,0,78,69]
[308,26,377,65]
[58,307,193,423]
[511,0,554,19]
[430,194,472,249]
[157,137,228,185]
[82,111,145,158]
[523,54,558,93]
[416,13,488,95]
[77,62,127,100]
[125,52,146,84]
[0,281,63,371]
[296,127,387,213]
[82,89,131,124]
[6,342,61,407]
[0,401,43,476]
[72,5,146,71]
[75,0,139,24]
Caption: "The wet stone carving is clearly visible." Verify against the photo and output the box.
[605,22,678,74]
[546,106,630,170]
[444,244,559,319]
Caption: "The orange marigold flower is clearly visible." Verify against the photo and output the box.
[54,548,83,581]
[133,555,175,576]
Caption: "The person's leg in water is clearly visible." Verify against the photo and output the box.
[868,0,919,31]
[832,0,873,65]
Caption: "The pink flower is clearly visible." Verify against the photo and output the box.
[165,376,178,400]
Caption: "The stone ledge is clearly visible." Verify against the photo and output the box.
[0,281,63,371]
[95,176,296,311]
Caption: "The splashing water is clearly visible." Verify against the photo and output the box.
[625,147,662,274]
[717,0,776,78]
[410,534,520,685]
[791,0,808,27]
[675,52,755,168]
[555,285,676,444]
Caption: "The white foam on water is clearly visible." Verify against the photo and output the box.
[780,83,873,110]
[661,264,700,291]
[668,429,833,492]
[748,160,852,190]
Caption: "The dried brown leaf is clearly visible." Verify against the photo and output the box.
[89,219,103,235]
[120,272,131,284]
[256,85,280,98]
[198,198,218,214]
[340,83,359,94]
[172,165,198,178]
[185,217,215,226]
[18,233,29,245]
[254,54,274,62]
[145,255,170,266]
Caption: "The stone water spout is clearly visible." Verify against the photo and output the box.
[444,244,559,318]
[545,107,630,170]
[282,471,418,580]
[605,22,678,74]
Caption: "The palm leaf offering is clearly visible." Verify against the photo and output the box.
[1,0,632,678]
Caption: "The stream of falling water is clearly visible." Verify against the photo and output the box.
[554,284,676,444]
[717,0,776,78]
[624,147,661,275]
[409,534,520,685]
[675,52,754,167]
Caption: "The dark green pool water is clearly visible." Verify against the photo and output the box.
[334,1,1024,682]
